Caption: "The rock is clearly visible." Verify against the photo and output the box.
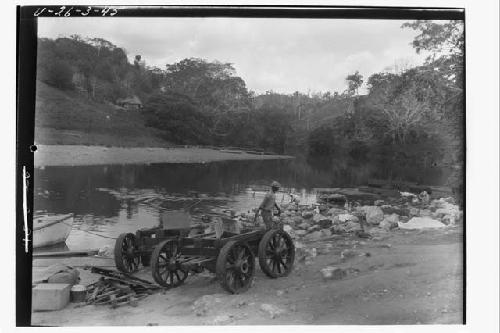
[302,211,314,219]
[320,266,346,281]
[379,220,397,231]
[320,228,332,238]
[363,206,384,225]
[419,209,432,217]
[398,217,446,230]
[381,205,410,216]
[318,204,328,213]
[313,214,325,222]
[318,218,333,228]
[304,230,323,241]
[292,216,303,225]
[338,214,359,223]
[344,221,362,232]
[327,207,345,216]
[441,215,456,225]
[331,225,346,234]
[307,225,321,233]
[297,222,311,230]
[380,213,399,230]
[192,294,225,316]
[374,200,385,206]
[408,207,419,217]
[276,290,286,296]
[283,225,296,238]
[295,230,307,237]
[260,303,287,319]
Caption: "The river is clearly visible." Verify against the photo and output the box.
[33,157,453,251]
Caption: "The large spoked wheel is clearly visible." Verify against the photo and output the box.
[114,233,140,273]
[151,240,188,288]
[258,229,295,278]
[216,241,255,294]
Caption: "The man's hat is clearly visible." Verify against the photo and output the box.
[271,181,281,188]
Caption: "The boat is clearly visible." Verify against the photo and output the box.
[33,213,74,248]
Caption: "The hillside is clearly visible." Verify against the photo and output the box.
[34,81,170,147]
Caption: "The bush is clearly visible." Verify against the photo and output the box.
[143,92,209,144]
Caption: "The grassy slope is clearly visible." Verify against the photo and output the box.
[34,81,171,147]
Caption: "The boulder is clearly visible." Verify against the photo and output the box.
[409,207,420,217]
[344,221,362,232]
[374,199,385,206]
[320,228,332,238]
[338,214,359,223]
[304,230,323,241]
[327,207,345,216]
[313,214,328,223]
[320,266,346,281]
[295,230,307,237]
[363,206,384,225]
[292,216,303,225]
[318,218,333,228]
[302,211,314,219]
[318,204,328,214]
[307,225,321,233]
[380,205,410,216]
[283,225,296,237]
[297,222,312,230]
[331,225,346,234]
[419,209,432,217]
[398,217,446,230]
[379,213,399,230]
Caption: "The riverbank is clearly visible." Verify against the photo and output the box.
[34,145,294,167]
[31,193,463,325]
[31,227,462,326]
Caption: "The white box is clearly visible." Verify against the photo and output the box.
[32,283,71,311]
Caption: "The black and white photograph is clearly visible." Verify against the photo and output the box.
[10,3,498,330]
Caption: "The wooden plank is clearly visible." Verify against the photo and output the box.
[33,249,99,258]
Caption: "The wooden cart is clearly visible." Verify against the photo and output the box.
[114,211,194,274]
[150,227,295,294]
[114,211,295,294]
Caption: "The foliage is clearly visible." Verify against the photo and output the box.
[143,93,209,145]
[345,71,363,95]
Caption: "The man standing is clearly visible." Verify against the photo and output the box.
[257,181,281,230]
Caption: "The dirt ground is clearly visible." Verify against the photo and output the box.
[34,145,293,167]
[31,225,463,326]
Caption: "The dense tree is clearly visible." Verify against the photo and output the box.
[143,93,209,145]
[345,71,364,96]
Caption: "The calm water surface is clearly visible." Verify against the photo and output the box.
[33,157,452,251]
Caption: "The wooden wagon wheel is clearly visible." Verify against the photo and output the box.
[151,240,188,288]
[216,241,255,294]
[258,229,295,278]
[114,233,140,273]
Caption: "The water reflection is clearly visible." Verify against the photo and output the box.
[33,157,452,250]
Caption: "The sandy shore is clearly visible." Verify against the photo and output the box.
[34,145,294,167]
[31,227,462,326]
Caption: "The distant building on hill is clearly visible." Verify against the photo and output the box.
[116,96,143,110]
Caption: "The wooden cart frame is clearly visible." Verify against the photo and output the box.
[115,221,295,294]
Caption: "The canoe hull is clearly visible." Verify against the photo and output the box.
[33,214,73,248]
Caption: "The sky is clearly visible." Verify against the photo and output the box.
[38,17,429,94]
